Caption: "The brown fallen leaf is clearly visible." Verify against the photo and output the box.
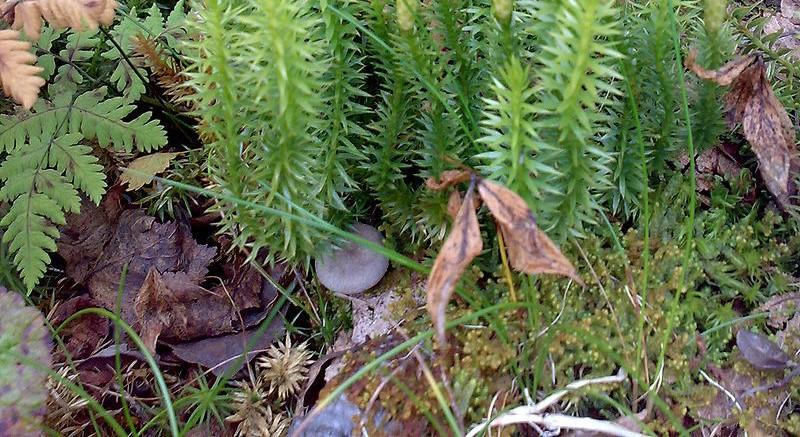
[446,190,462,221]
[477,179,581,283]
[686,49,798,208]
[425,169,472,191]
[426,183,482,343]
[168,315,285,377]
[57,200,279,351]
[49,295,109,361]
[120,152,179,191]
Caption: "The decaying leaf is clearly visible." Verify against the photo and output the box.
[58,197,288,354]
[0,287,52,436]
[446,190,462,221]
[425,169,472,191]
[477,179,581,283]
[426,184,482,343]
[736,330,792,371]
[0,29,45,109]
[49,295,109,360]
[685,50,756,86]
[120,152,179,191]
[168,314,284,377]
[686,50,798,208]
[2,0,118,40]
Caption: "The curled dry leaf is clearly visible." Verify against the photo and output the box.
[425,169,472,191]
[2,0,118,40]
[446,190,462,221]
[686,49,798,208]
[120,152,179,191]
[0,29,44,109]
[477,179,581,284]
[426,184,482,343]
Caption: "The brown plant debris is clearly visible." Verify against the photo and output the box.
[425,169,472,191]
[57,199,276,353]
[48,295,109,361]
[477,178,581,283]
[133,35,194,106]
[1,0,118,40]
[685,49,798,208]
[425,176,581,343]
[426,182,482,343]
[0,29,44,109]
[169,315,285,377]
[120,152,179,191]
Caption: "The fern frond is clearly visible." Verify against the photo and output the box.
[533,0,623,238]
[3,0,117,40]
[100,4,168,100]
[53,30,99,90]
[48,139,106,203]
[0,132,101,290]
[0,29,45,109]
[0,85,167,153]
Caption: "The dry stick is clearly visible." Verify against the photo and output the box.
[465,369,639,437]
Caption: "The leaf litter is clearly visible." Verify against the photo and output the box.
[425,173,580,343]
[685,49,799,208]
[57,195,286,360]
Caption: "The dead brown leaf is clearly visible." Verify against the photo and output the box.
[477,179,581,283]
[426,184,482,343]
[446,190,462,221]
[49,295,109,360]
[168,315,284,377]
[57,199,280,352]
[686,50,798,208]
[425,169,472,191]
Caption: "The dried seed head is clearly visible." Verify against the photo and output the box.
[226,379,289,437]
[257,334,314,401]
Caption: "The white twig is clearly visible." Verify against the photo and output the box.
[466,369,633,437]
[465,413,646,437]
[698,369,743,413]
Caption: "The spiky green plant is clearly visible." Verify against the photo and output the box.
[185,0,334,265]
[530,0,623,238]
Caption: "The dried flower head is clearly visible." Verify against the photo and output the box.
[257,334,314,401]
[225,379,290,437]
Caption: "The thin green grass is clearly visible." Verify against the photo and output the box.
[56,307,180,436]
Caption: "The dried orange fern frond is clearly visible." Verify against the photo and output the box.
[0,29,44,109]
[133,35,193,107]
[2,0,118,40]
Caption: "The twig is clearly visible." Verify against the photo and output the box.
[466,413,646,437]
[466,369,631,437]
[698,369,743,413]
